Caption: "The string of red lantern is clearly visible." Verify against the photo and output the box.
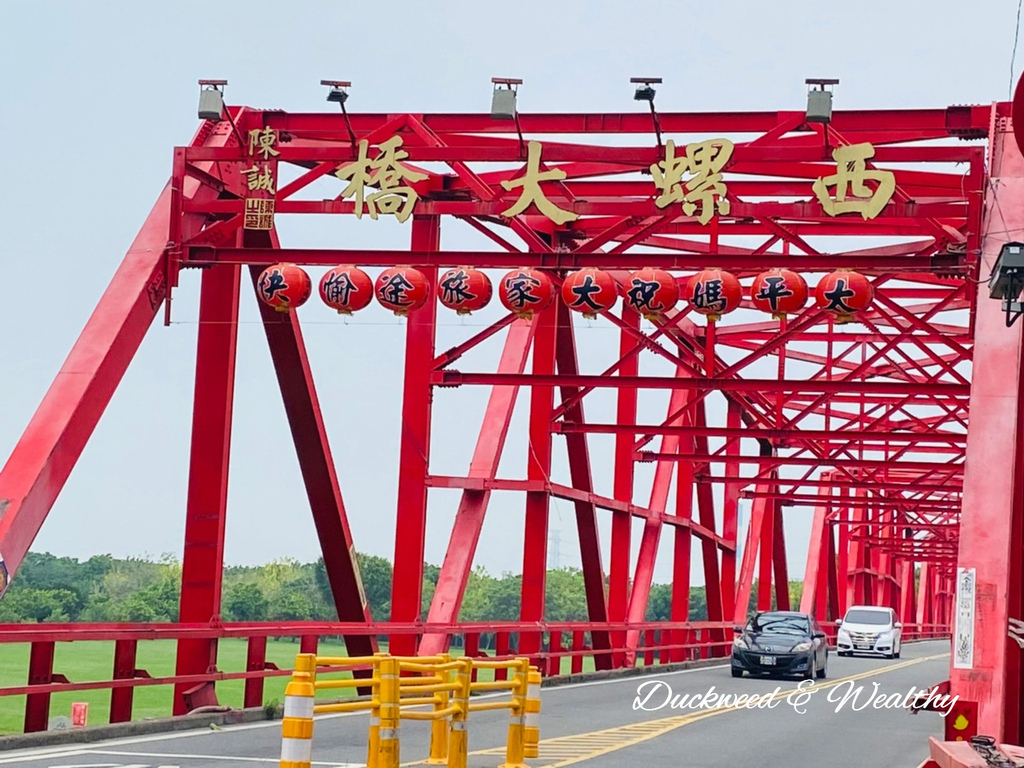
[255,262,875,323]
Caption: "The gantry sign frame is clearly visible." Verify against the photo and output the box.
[0,91,1012,729]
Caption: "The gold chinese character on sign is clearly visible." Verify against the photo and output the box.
[242,163,276,193]
[244,198,275,231]
[248,127,280,159]
[500,140,579,225]
[650,139,733,225]
[333,135,428,223]
[812,142,895,220]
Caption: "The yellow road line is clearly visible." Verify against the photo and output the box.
[457,652,949,768]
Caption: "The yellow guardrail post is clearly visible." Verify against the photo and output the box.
[425,654,451,764]
[366,653,385,768]
[523,666,541,759]
[447,657,472,768]
[378,656,401,768]
[498,657,530,768]
[280,653,316,768]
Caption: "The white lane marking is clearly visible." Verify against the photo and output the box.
[91,751,360,766]
[2,641,950,764]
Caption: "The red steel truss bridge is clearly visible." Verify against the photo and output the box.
[0,82,1022,752]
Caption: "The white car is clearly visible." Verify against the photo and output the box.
[835,605,902,658]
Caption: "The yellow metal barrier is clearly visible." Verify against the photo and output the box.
[279,650,541,768]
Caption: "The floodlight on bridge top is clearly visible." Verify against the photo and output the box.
[490,77,522,120]
[630,76,662,103]
[197,79,227,121]
[805,78,839,124]
[989,242,1024,326]
[321,80,351,104]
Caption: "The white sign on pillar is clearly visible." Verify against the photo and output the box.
[953,567,976,670]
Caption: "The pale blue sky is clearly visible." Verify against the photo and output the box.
[0,1,1012,584]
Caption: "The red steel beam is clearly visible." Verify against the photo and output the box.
[389,216,440,657]
[418,319,535,657]
[187,246,967,274]
[949,115,1024,743]
[173,263,241,715]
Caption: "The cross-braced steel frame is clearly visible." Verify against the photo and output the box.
[1,97,1019,737]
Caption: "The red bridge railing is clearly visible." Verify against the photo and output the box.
[0,620,949,735]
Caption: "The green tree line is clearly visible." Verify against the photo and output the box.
[0,552,803,625]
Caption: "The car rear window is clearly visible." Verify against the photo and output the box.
[844,609,890,625]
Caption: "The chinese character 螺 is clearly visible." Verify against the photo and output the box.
[333,136,428,223]
[812,143,895,220]
[651,139,733,225]
[248,127,280,160]
[500,141,579,225]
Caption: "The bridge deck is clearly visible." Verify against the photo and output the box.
[1,641,951,768]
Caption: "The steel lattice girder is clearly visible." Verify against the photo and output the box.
[0,99,1003,721]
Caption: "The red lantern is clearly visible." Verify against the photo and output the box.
[815,270,874,323]
[623,268,679,319]
[685,269,742,321]
[374,267,430,316]
[750,268,808,320]
[498,268,555,318]
[256,263,311,313]
[561,268,618,318]
[438,267,492,315]
[319,265,373,315]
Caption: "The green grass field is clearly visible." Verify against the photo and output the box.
[0,638,602,735]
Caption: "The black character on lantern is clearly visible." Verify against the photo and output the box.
[505,273,542,309]
[379,272,415,306]
[260,270,288,302]
[323,272,357,306]
[570,275,604,311]
[823,279,856,313]
[755,276,793,312]
[692,278,725,311]
[627,279,664,313]
[440,270,476,306]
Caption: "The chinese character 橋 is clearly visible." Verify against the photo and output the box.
[500,141,579,225]
[651,139,734,225]
[242,163,276,194]
[247,127,280,159]
[334,136,429,223]
[812,143,896,220]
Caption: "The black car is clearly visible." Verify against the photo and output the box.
[730,610,828,680]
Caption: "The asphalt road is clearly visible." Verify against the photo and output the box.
[0,640,952,768]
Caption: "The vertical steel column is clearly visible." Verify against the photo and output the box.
[110,639,137,723]
[771,506,789,610]
[173,263,241,714]
[519,303,557,661]
[950,108,1024,742]
[24,641,55,733]
[720,402,742,619]
[389,215,439,657]
[244,636,268,709]
[609,306,640,667]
